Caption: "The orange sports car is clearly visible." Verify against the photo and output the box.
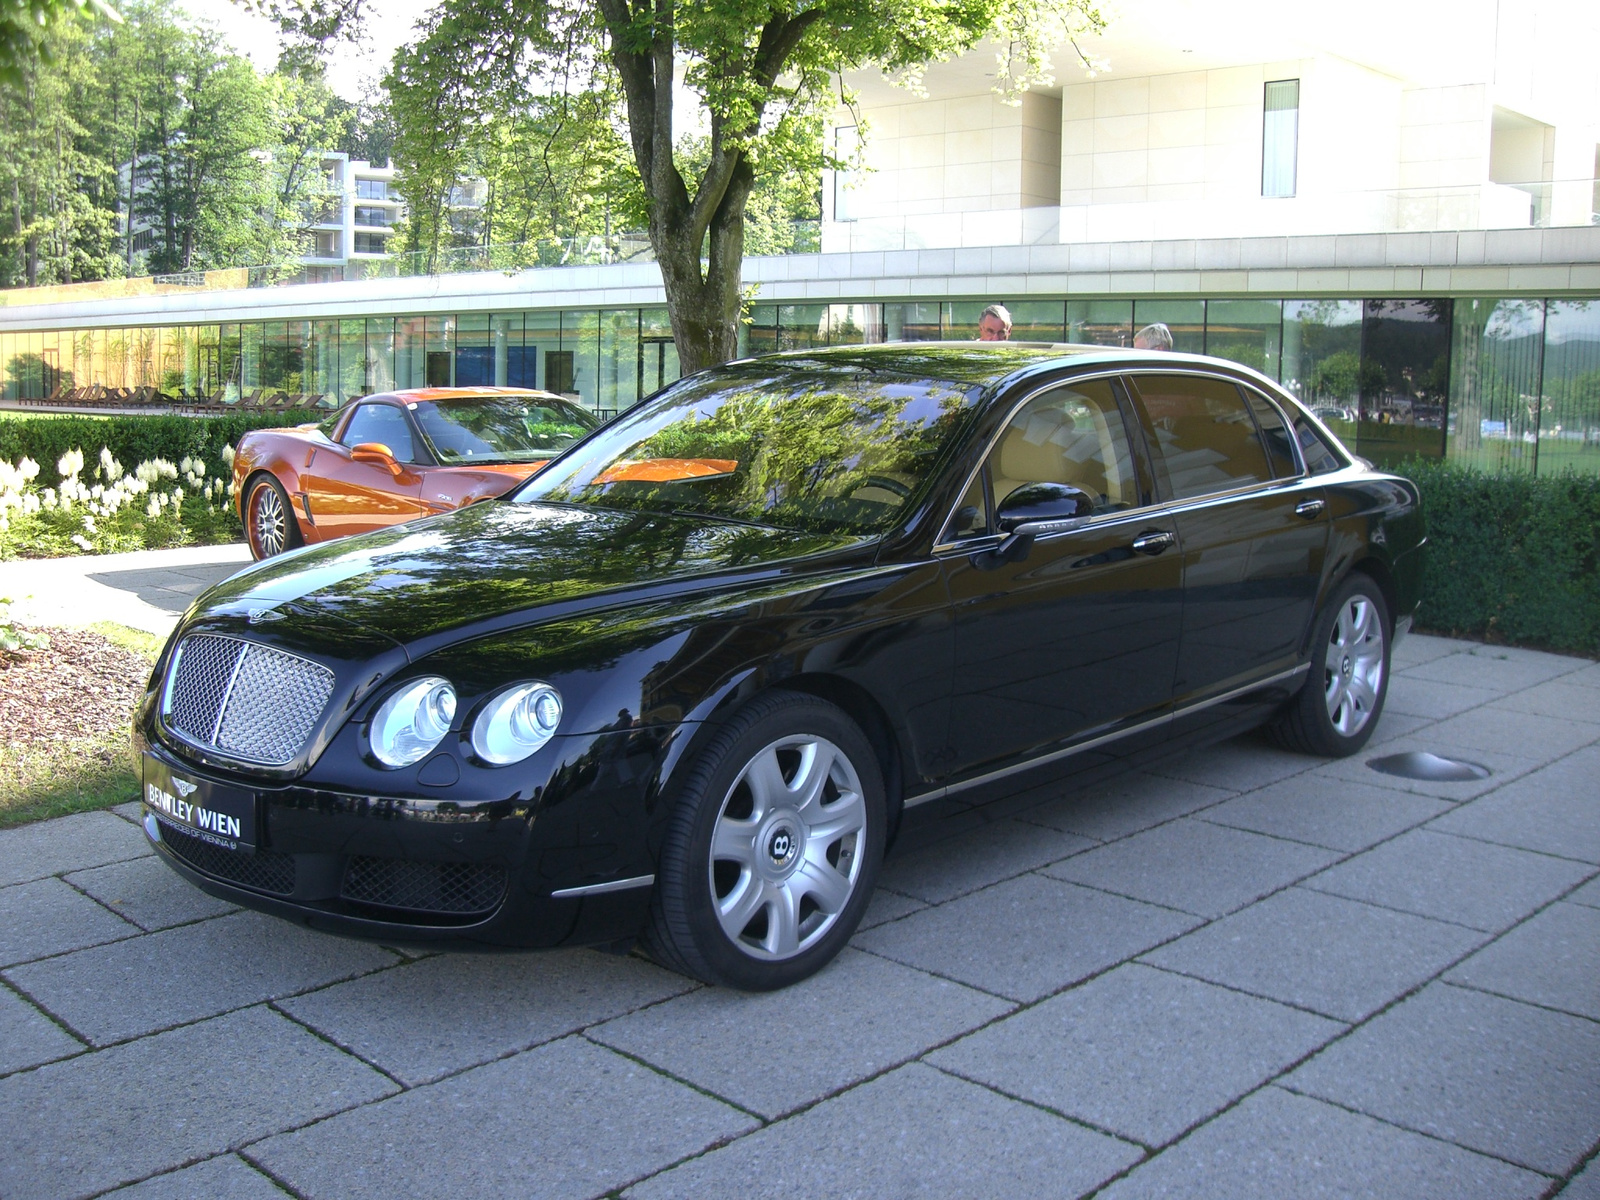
[232,388,602,559]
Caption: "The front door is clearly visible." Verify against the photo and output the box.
[940,377,1183,779]
[302,401,426,539]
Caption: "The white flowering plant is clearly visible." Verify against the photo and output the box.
[0,443,243,559]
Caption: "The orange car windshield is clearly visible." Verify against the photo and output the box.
[514,365,983,535]
[410,397,600,465]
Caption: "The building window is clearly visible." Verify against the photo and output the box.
[356,179,389,201]
[833,125,861,222]
[353,232,388,255]
[1262,79,1299,199]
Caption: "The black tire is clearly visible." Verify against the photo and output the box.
[643,689,886,990]
[244,473,302,560]
[1269,572,1391,757]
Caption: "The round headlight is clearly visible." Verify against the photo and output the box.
[472,682,562,765]
[371,676,457,767]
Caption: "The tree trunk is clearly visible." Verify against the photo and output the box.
[654,162,754,371]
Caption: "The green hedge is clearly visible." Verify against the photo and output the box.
[0,411,314,487]
[1406,458,1600,656]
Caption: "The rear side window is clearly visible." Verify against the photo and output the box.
[1295,418,1344,475]
[1242,389,1299,478]
[1129,375,1273,500]
[341,403,418,463]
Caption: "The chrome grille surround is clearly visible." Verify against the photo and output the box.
[163,634,335,765]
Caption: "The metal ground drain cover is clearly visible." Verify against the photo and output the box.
[1366,751,1491,782]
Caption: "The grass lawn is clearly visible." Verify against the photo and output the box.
[0,621,159,830]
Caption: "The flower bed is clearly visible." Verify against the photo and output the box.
[0,445,241,558]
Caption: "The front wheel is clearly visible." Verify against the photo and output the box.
[244,474,302,560]
[643,690,886,990]
[1269,573,1390,757]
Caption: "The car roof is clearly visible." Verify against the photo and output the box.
[359,387,574,405]
[727,342,1284,394]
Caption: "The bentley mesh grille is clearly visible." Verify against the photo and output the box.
[164,635,334,765]
[157,818,296,895]
[340,856,507,916]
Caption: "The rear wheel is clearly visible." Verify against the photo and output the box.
[1270,573,1390,757]
[643,690,885,990]
[244,474,302,560]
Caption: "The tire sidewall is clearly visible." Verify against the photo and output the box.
[1307,574,1391,755]
[666,694,886,991]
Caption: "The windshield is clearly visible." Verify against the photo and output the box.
[513,362,983,534]
[409,395,600,465]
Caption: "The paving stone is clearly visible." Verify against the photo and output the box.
[1143,887,1485,1021]
[878,818,1094,904]
[1097,1086,1546,1200]
[626,1061,1142,1200]
[591,948,1009,1118]
[1288,983,1600,1175]
[65,855,238,932]
[1199,776,1449,852]
[0,983,82,1076]
[103,1155,292,1199]
[1428,747,1600,863]
[6,910,399,1045]
[1492,680,1600,725]
[1391,634,1477,668]
[110,801,145,824]
[1302,828,1593,932]
[0,810,151,888]
[1423,707,1598,763]
[1446,902,1600,1021]
[0,877,140,967]
[279,948,694,1086]
[1018,771,1234,841]
[930,963,1343,1148]
[1561,1158,1600,1200]
[1041,818,1338,918]
[1313,737,1542,802]
[1382,676,1500,720]
[1569,875,1600,909]
[0,1006,395,1200]
[1401,645,1587,691]
[1363,709,1434,744]
[854,873,1200,1003]
[857,886,926,930]
[1148,736,1322,793]
[1564,662,1600,689]
[251,1036,755,1200]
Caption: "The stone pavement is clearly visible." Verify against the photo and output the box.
[3,543,253,636]
[1,628,1597,1198]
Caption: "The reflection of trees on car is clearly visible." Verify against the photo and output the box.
[410,398,598,464]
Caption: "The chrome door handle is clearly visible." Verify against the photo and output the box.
[1295,498,1325,519]
[1131,531,1176,556]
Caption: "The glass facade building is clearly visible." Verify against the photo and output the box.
[5,293,1598,474]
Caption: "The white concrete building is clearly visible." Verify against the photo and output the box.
[301,154,405,276]
[824,0,1600,249]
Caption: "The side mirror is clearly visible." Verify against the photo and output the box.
[350,442,403,476]
[975,482,1094,571]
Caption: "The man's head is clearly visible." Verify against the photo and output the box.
[1133,323,1173,351]
[978,304,1013,341]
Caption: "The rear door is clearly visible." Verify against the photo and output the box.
[302,401,427,538]
[1125,373,1330,706]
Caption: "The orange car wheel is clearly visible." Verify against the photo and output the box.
[245,474,302,560]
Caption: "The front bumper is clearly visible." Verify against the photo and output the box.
[137,722,677,949]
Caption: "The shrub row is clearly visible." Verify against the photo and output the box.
[0,410,313,488]
[1405,458,1600,657]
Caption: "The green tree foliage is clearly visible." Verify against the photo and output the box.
[371,0,1106,370]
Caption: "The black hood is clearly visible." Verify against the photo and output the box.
[196,501,873,656]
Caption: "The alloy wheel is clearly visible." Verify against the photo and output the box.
[250,483,288,558]
[707,734,867,961]
[1323,594,1385,737]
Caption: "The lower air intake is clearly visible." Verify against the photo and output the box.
[340,856,506,916]
[157,818,297,895]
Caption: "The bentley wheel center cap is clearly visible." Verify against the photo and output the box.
[1342,656,1352,677]
[768,828,795,865]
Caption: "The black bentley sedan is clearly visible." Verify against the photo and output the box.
[135,344,1424,990]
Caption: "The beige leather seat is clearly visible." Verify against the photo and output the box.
[991,409,1110,509]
